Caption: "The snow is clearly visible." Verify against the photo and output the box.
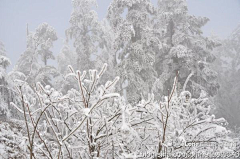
[0,1,237,158]
[101,93,120,99]
[81,108,90,116]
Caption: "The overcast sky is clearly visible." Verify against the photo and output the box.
[0,0,240,71]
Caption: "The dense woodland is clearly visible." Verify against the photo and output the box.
[0,0,240,158]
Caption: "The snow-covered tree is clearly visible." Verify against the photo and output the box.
[94,19,117,82]
[58,43,77,75]
[57,43,79,93]
[107,0,159,103]
[65,0,103,72]
[153,0,220,98]
[11,23,60,87]
[213,25,240,128]
[0,41,12,119]
[0,41,11,85]
[0,41,11,80]
[60,0,116,93]
[7,24,64,121]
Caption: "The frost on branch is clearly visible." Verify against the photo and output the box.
[10,63,124,159]
[119,77,234,157]
[8,64,235,158]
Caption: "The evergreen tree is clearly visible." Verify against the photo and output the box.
[107,0,158,103]
[153,0,220,98]
[60,0,115,92]
[11,23,59,86]
[214,25,240,128]
[65,0,103,71]
[0,41,11,118]
[0,41,11,82]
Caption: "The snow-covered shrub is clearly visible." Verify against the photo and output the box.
[0,121,26,158]
[10,65,234,159]
[118,76,234,158]
[10,64,124,159]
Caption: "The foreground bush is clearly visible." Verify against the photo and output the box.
[8,64,236,159]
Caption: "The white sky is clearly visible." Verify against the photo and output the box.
[0,0,240,71]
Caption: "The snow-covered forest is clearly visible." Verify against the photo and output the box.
[0,0,240,158]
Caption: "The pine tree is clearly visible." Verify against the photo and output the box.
[61,0,115,93]
[65,0,103,72]
[107,0,158,103]
[57,43,79,93]
[0,41,11,82]
[0,41,11,118]
[11,23,59,86]
[213,25,240,128]
[153,0,220,98]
